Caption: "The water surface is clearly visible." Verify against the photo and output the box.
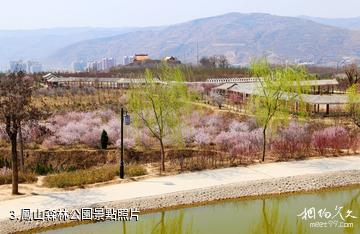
[41,187,360,234]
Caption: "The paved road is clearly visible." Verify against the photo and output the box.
[0,156,359,221]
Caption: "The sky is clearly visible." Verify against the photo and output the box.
[1,0,360,29]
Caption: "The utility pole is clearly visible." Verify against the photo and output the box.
[120,107,124,179]
[119,107,130,179]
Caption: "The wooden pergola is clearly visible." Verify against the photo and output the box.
[44,75,162,89]
[212,79,353,116]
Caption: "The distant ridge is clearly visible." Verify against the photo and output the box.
[2,13,360,70]
[299,15,360,30]
[0,27,163,70]
[49,13,360,67]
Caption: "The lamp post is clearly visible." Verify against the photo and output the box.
[120,107,130,179]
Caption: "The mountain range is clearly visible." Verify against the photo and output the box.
[0,26,162,70]
[299,15,360,30]
[2,13,360,70]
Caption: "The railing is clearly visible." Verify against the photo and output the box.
[206,77,260,83]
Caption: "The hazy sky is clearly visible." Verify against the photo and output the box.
[1,0,360,29]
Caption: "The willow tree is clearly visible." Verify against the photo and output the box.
[347,84,360,128]
[129,65,189,173]
[249,59,309,162]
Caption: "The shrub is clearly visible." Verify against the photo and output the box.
[18,172,38,184]
[213,127,262,163]
[349,132,360,152]
[66,165,77,172]
[137,131,157,149]
[183,111,203,128]
[245,128,263,155]
[202,113,227,133]
[181,126,196,146]
[214,131,237,151]
[0,158,11,168]
[232,131,262,161]
[100,130,109,149]
[272,122,311,158]
[0,167,37,185]
[44,165,147,188]
[194,128,212,146]
[0,167,11,177]
[123,165,147,177]
[33,164,54,175]
[312,131,327,154]
[0,124,7,141]
[101,117,122,144]
[230,142,249,164]
[228,120,250,132]
[82,129,102,147]
[20,123,50,144]
[41,136,57,149]
[312,126,350,154]
[116,138,136,150]
[40,111,140,148]
[44,166,117,188]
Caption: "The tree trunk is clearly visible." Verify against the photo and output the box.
[159,138,165,174]
[262,128,266,162]
[11,135,19,195]
[19,125,24,172]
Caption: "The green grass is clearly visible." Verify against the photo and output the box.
[44,164,147,188]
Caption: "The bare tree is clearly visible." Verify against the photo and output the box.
[218,55,230,68]
[0,72,38,195]
[344,64,360,86]
[200,55,230,69]
[200,56,217,68]
[210,92,225,109]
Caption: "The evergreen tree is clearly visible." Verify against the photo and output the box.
[100,130,109,149]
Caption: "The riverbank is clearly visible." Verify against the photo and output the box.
[0,156,359,234]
